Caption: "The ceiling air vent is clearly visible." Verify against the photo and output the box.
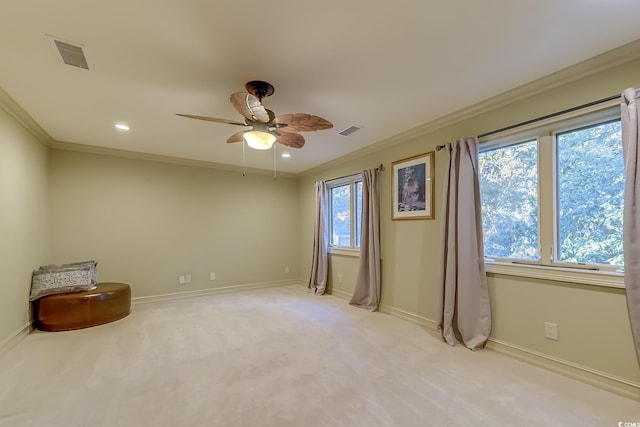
[338,125,362,137]
[47,35,90,70]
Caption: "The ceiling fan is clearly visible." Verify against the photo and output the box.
[177,80,333,150]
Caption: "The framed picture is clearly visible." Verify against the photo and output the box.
[391,152,435,220]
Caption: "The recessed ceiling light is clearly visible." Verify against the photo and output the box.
[281,152,291,158]
[115,122,130,131]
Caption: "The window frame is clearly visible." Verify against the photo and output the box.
[327,174,363,253]
[479,102,624,288]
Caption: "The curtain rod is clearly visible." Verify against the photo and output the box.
[435,93,620,151]
[321,164,384,185]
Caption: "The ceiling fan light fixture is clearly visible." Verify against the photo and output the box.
[244,131,276,150]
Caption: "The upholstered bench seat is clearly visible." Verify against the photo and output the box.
[33,282,131,332]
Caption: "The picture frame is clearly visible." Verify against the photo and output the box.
[391,151,435,220]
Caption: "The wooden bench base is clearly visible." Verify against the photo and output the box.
[33,282,131,332]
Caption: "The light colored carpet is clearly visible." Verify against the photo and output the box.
[0,285,638,426]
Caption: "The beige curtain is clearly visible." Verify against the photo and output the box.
[622,88,640,362]
[309,181,328,295]
[350,168,381,311]
[438,138,491,350]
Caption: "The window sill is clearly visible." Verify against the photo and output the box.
[484,261,624,289]
[328,247,360,257]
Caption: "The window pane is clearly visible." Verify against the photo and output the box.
[355,181,363,247]
[556,120,623,265]
[330,184,351,246]
[479,140,539,259]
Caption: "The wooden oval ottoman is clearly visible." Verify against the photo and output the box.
[33,282,131,332]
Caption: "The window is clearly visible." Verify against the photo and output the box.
[555,119,624,265]
[479,139,538,260]
[478,107,624,273]
[328,176,363,249]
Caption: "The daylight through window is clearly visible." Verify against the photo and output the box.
[478,107,624,271]
[328,175,363,249]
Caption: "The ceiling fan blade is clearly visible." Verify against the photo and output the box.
[273,113,333,132]
[276,132,305,148]
[176,114,247,126]
[226,131,246,144]
[230,92,270,123]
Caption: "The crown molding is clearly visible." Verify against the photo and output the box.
[4,38,640,179]
[300,38,640,178]
[0,86,54,146]
[50,140,297,178]
[0,85,292,178]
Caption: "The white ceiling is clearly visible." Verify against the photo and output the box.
[2,1,640,174]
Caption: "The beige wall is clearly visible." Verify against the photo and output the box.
[48,150,300,298]
[298,58,640,387]
[0,107,48,344]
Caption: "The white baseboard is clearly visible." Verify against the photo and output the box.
[328,288,352,300]
[0,322,32,359]
[330,290,438,331]
[329,292,640,401]
[131,279,304,305]
[381,307,640,400]
[10,281,636,399]
[132,281,638,401]
[379,303,438,330]
[485,338,640,401]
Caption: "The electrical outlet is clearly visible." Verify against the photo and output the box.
[544,322,559,340]
[179,275,186,285]
[285,266,289,273]
[338,274,343,283]
[185,274,191,284]
[210,272,216,281]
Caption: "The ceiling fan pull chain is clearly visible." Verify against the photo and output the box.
[242,139,246,176]
[273,143,277,180]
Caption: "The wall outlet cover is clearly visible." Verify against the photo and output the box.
[544,322,559,340]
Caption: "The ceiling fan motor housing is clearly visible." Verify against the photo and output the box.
[245,80,274,101]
